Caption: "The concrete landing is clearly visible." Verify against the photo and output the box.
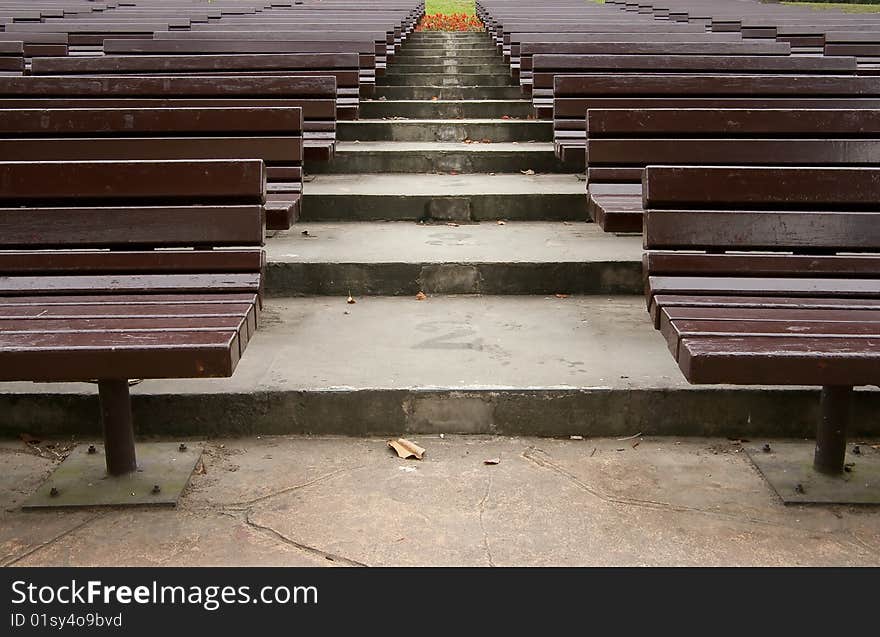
[3,436,879,566]
[1,296,879,438]
[300,173,586,221]
[264,221,642,295]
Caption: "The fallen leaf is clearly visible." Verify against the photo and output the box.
[449,171,458,176]
[484,458,501,465]
[521,169,535,175]
[555,294,570,299]
[347,292,356,305]
[563,221,573,226]
[480,138,491,143]
[446,221,460,227]
[463,138,473,144]
[415,291,427,301]
[388,438,425,460]
[431,96,439,101]
[501,115,511,120]
[497,220,506,225]
[569,435,584,440]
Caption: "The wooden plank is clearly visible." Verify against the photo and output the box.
[643,166,880,209]
[0,206,265,248]
[0,159,265,203]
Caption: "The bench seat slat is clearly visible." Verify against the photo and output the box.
[0,273,262,296]
[0,206,264,248]
[0,329,242,381]
[677,334,880,386]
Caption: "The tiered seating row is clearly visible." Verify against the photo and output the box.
[477,0,880,478]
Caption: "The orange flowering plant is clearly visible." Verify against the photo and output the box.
[415,13,484,31]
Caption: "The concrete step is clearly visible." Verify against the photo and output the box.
[374,85,525,100]
[265,221,642,296]
[379,73,516,87]
[386,63,512,75]
[338,119,551,142]
[6,295,878,438]
[391,55,505,64]
[360,99,535,119]
[400,40,498,53]
[299,173,587,222]
[308,141,575,174]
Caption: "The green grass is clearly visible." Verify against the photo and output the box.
[783,1,880,12]
[425,0,475,15]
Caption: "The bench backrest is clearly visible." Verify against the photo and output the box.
[0,158,266,306]
[0,106,303,184]
[586,108,880,185]
[0,75,336,133]
[643,166,880,321]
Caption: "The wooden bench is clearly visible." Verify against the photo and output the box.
[555,73,880,162]
[643,165,880,479]
[0,105,303,231]
[30,52,361,119]
[0,33,69,57]
[535,53,857,113]
[586,107,880,232]
[516,39,792,87]
[0,40,23,75]
[0,74,335,165]
[0,158,266,478]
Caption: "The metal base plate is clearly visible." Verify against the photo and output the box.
[23,442,202,509]
[746,441,880,505]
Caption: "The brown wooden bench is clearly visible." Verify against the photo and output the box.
[0,157,266,478]
[0,40,23,75]
[29,52,361,119]
[643,165,880,480]
[516,39,792,87]
[555,74,880,162]
[0,74,335,165]
[0,105,303,230]
[534,53,857,112]
[586,107,880,232]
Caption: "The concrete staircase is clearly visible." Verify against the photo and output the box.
[3,31,879,440]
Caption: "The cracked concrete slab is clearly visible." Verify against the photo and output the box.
[4,436,878,567]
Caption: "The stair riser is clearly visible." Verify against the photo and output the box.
[308,149,576,174]
[338,120,552,142]
[299,192,586,221]
[360,100,535,119]
[7,388,878,438]
[391,55,504,64]
[386,64,511,74]
[375,85,524,99]
[265,261,641,296]
[379,74,516,87]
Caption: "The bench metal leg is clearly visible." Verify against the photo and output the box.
[98,379,137,476]
[814,385,852,476]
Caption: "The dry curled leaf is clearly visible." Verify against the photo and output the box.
[446,222,460,227]
[415,291,427,301]
[555,294,570,299]
[497,220,506,225]
[521,169,535,176]
[480,138,491,144]
[347,292,356,305]
[431,96,439,101]
[484,458,501,466]
[501,115,511,120]
[388,438,425,460]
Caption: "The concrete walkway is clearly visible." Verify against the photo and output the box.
[3,435,879,567]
